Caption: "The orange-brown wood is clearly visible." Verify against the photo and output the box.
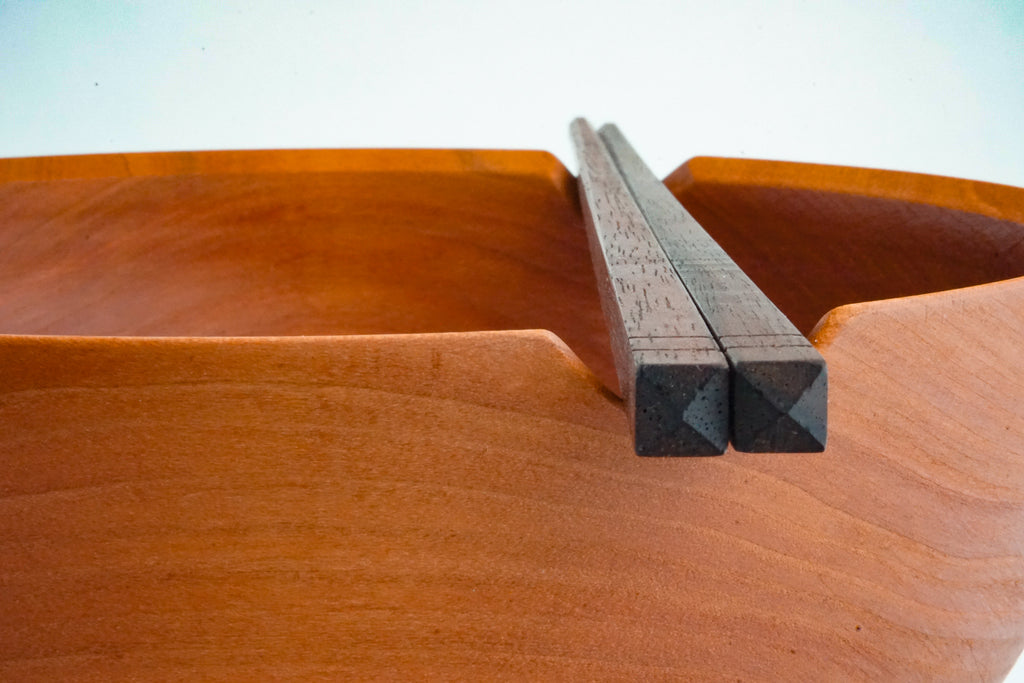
[0,149,615,388]
[2,151,1024,680]
[666,157,1024,334]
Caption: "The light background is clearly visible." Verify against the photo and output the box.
[2,1,1022,185]
[2,1,1024,678]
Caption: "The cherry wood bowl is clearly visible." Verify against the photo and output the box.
[2,150,1023,680]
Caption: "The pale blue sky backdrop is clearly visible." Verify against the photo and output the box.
[1,0,1022,186]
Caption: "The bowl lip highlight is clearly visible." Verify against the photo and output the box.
[0,147,576,190]
[668,155,1024,226]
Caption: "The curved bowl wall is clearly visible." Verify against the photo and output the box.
[1,150,1023,680]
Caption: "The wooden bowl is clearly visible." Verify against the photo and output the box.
[2,150,1023,680]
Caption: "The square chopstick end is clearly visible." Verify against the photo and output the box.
[730,346,827,453]
[631,350,730,456]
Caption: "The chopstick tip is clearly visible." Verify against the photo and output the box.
[570,117,595,135]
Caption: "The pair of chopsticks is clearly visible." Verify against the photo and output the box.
[570,119,827,456]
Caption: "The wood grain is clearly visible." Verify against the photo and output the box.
[600,125,826,452]
[3,278,1024,679]
[0,148,616,389]
[665,157,1024,334]
[571,119,729,455]
[2,149,1024,680]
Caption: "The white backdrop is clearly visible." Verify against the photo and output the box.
[2,1,1022,185]
[2,1,1024,678]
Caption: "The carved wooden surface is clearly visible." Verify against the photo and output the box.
[571,119,728,455]
[0,148,616,389]
[1,150,1024,680]
[665,156,1024,334]
[600,125,826,452]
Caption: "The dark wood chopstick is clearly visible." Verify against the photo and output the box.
[570,118,730,455]
[598,124,827,452]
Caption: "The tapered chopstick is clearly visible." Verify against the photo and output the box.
[571,118,730,456]
[598,124,826,452]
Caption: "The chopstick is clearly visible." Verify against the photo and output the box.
[570,118,730,455]
[596,123,827,453]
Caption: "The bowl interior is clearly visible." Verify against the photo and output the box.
[3,151,1023,382]
[667,157,1024,334]
[0,150,619,383]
